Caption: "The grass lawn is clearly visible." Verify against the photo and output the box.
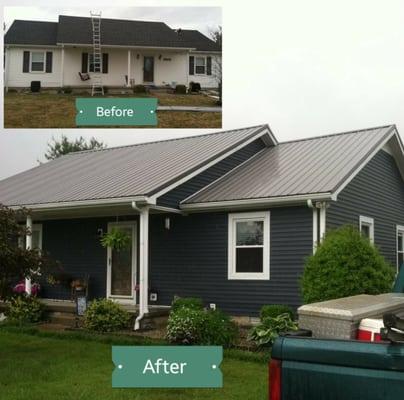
[3,93,221,129]
[0,328,268,400]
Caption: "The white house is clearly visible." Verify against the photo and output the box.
[4,16,222,91]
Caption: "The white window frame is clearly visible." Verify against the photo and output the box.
[194,56,207,75]
[228,211,270,280]
[29,51,46,73]
[396,225,404,273]
[18,224,43,251]
[359,216,374,244]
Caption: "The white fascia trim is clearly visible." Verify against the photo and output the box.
[332,127,397,199]
[57,43,196,51]
[228,211,270,280]
[180,192,333,212]
[6,44,60,49]
[149,128,273,202]
[9,196,153,212]
[149,205,184,214]
[190,51,222,54]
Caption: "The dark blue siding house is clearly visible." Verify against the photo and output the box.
[1,124,404,326]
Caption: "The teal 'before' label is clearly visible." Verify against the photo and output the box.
[112,346,223,388]
[76,98,158,126]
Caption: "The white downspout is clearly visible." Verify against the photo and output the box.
[132,201,149,330]
[25,215,33,295]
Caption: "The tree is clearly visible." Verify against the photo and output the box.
[209,26,222,106]
[44,135,106,160]
[0,204,58,299]
[301,225,395,304]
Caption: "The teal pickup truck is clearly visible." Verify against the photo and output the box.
[270,314,404,400]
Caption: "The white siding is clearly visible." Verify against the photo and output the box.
[189,53,221,88]
[6,47,62,88]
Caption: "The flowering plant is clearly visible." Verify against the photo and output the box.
[13,281,40,296]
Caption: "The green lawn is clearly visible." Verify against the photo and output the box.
[4,93,221,128]
[0,329,268,400]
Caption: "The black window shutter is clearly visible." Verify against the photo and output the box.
[23,51,30,73]
[81,53,88,73]
[189,56,194,75]
[45,52,53,73]
[102,53,109,74]
[207,56,212,75]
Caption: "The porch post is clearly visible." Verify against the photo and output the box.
[139,206,149,315]
[60,46,65,87]
[319,202,327,243]
[25,215,33,295]
[127,50,131,87]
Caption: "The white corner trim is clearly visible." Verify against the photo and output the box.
[359,215,375,244]
[227,211,270,280]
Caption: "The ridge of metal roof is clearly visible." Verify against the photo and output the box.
[181,125,399,208]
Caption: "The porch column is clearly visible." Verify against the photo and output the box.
[127,50,131,87]
[139,206,149,315]
[60,46,65,87]
[4,46,9,92]
[319,202,327,243]
[25,215,33,295]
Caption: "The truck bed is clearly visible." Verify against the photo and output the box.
[271,336,404,400]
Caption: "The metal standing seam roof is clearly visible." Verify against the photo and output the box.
[182,125,396,204]
[4,16,221,52]
[0,125,269,207]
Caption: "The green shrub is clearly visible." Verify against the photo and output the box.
[84,299,131,333]
[260,304,294,321]
[302,225,395,304]
[171,297,204,312]
[133,84,147,94]
[248,313,297,347]
[7,295,44,324]
[166,307,238,347]
[62,86,72,94]
[174,84,187,94]
[189,81,201,93]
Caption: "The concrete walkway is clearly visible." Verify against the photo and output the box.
[157,105,221,112]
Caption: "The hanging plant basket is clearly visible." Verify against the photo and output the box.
[100,228,131,251]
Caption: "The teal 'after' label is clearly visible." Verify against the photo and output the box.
[76,98,158,126]
[112,346,223,388]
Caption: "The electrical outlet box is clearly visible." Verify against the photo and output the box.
[209,303,216,310]
[150,293,158,301]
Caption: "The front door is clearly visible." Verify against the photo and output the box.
[107,222,137,303]
[143,56,154,83]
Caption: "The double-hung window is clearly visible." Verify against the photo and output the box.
[228,212,270,280]
[195,57,206,74]
[397,225,404,272]
[359,216,374,244]
[30,52,45,72]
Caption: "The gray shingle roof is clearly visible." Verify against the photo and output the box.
[175,29,221,52]
[5,16,221,51]
[5,20,58,46]
[183,125,396,205]
[0,125,268,207]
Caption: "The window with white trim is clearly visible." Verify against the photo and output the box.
[228,212,270,280]
[195,57,206,74]
[30,52,45,72]
[18,224,43,252]
[359,216,374,244]
[397,225,404,272]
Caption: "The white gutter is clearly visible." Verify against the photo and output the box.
[180,192,333,212]
[56,43,196,51]
[9,196,152,212]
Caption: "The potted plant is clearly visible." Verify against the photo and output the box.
[100,228,131,251]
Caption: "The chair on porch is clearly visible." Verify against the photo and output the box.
[78,72,91,81]
[124,75,135,87]
[70,273,90,300]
